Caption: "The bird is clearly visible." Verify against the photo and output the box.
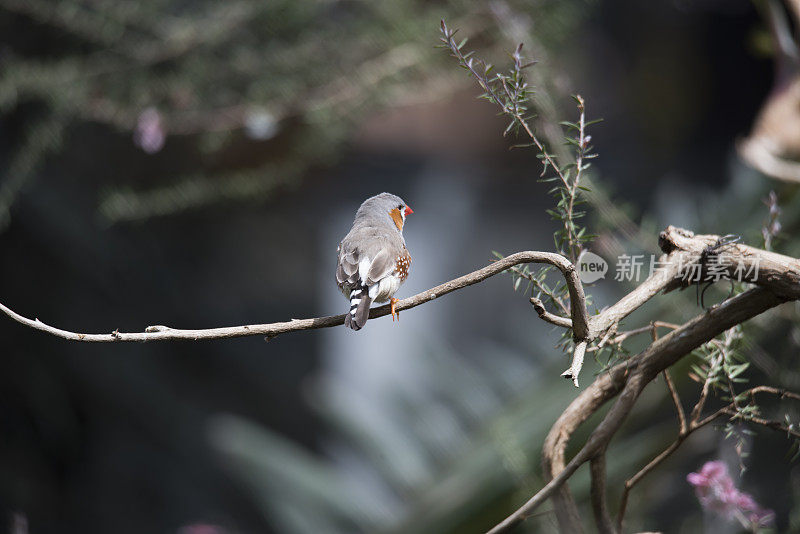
[336,193,413,331]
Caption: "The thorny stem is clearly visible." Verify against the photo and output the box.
[440,22,565,182]
[440,20,588,261]
[441,15,800,531]
[564,95,587,262]
[442,19,596,276]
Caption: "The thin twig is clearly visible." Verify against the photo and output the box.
[616,432,687,531]
[616,385,800,530]
[563,94,588,262]
[663,369,687,433]
[696,386,800,432]
[591,321,680,350]
[491,287,788,534]
[615,328,682,532]
[530,297,572,328]
[691,350,722,422]
[440,20,568,188]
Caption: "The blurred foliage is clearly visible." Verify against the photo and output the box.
[0,0,592,228]
[210,7,800,534]
[5,1,800,534]
[210,350,669,534]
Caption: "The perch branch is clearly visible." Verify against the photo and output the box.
[0,251,590,348]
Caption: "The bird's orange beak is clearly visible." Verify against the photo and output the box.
[404,206,414,216]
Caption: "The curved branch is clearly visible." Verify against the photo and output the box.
[0,250,589,344]
[486,227,800,533]
[489,287,788,534]
[590,452,615,534]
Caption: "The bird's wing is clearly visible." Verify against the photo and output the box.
[366,248,394,285]
[339,228,400,288]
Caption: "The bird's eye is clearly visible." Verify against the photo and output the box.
[397,204,403,210]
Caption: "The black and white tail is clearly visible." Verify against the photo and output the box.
[344,283,372,331]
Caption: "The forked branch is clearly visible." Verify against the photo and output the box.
[490,287,788,534]
[490,226,800,534]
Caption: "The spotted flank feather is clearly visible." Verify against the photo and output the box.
[395,249,411,281]
[344,283,371,331]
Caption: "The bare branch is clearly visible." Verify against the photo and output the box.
[586,256,684,338]
[616,433,687,531]
[617,385,800,530]
[663,369,687,433]
[491,287,788,533]
[696,386,800,433]
[496,226,800,530]
[585,226,800,343]
[595,321,679,349]
[530,297,572,328]
[562,340,587,388]
[0,250,590,345]
[590,452,616,534]
[659,225,800,298]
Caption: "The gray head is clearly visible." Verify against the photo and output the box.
[354,192,414,232]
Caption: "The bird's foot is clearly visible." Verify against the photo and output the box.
[390,298,399,322]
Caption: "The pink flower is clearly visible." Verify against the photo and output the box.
[134,107,166,154]
[687,460,774,531]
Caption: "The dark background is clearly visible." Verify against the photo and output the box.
[1,1,798,533]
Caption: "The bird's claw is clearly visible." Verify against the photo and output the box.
[390,298,399,322]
